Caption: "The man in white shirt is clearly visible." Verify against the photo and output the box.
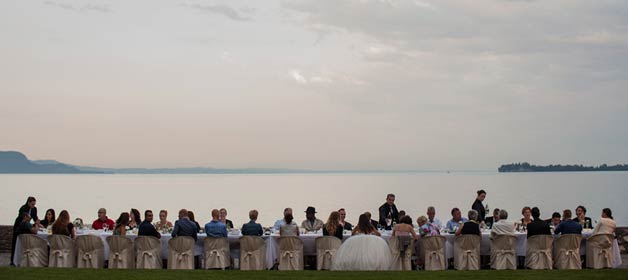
[491,209,515,237]
[427,206,443,230]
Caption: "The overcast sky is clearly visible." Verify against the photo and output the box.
[1,0,627,170]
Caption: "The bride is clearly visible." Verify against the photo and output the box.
[332,214,391,270]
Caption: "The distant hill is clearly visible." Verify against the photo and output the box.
[0,151,97,173]
[498,162,628,172]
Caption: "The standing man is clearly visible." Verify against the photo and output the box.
[378,194,399,230]
[138,210,161,239]
[92,208,115,230]
[301,206,324,232]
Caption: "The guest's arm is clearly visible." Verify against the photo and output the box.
[257,224,263,236]
[410,228,418,241]
[172,222,180,237]
[296,226,300,236]
[455,224,465,236]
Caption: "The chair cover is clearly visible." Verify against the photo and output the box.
[454,235,480,270]
[278,236,304,270]
[106,235,135,269]
[586,234,614,269]
[19,234,48,267]
[315,236,341,270]
[525,235,553,269]
[490,234,517,270]
[239,236,266,270]
[553,234,582,270]
[204,237,230,269]
[422,236,447,271]
[48,234,76,268]
[168,236,195,269]
[134,236,163,269]
[76,235,105,268]
[388,236,414,271]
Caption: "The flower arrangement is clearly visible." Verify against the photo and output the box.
[73,218,84,229]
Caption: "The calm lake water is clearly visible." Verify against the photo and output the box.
[2,172,627,227]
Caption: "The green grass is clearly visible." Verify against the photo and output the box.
[0,268,626,280]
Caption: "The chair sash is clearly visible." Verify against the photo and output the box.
[204,237,230,269]
[388,236,414,271]
[134,236,162,269]
[315,236,341,270]
[48,234,75,268]
[454,235,480,270]
[553,234,582,270]
[422,236,447,271]
[19,234,49,268]
[278,236,304,270]
[239,236,266,270]
[76,235,105,268]
[525,235,553,270]
[586,234,614,269]
[490,234,517,270]
[106,235,135,269]
[168,236,195,270]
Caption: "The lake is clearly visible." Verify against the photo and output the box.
[1,172,627,227]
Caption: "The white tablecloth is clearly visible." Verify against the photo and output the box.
[14,230,622,269]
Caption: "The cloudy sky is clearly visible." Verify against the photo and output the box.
[1,0,627,170]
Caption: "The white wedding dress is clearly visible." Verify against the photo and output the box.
[332,234,391,271]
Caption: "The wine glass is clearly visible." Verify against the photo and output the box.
[103,223,109,232]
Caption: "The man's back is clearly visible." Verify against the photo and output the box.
[205,220,228,238]
[491,220,515,236]
[555,220,583,235]
[172,218,198,240]
[527,219,551,238]
[241,221,263,236]
[138,221,161,239]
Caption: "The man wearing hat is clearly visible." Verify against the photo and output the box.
[301,206,324,232]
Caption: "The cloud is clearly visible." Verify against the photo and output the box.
[185,3,253,21]
[44,1,112,13]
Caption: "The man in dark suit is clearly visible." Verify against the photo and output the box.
[484,208,500,229]
[138,210,161,239]
[378,193,399,230]
[526,207,552,238]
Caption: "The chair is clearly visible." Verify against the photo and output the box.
[76,235,105,268]
[135,236,163,269]
[525,235,553,269]
[278,236,304,270]
[490,234,517,270]
[453,235,480,270]
[48,234,76,268]
[586,234,614,269]
[106,235,135,269]
[388,236,414,271]
[168,236,195,269]
[422,236,447,271]
[239,236,266,270]
[553,234,582,269]
[315,236,341,270]
[204,237,230,269]
[18,234,49,267]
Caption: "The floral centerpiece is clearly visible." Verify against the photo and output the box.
[73,218,84,229]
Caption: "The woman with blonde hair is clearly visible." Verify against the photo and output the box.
[155,209,173,231]
[52,210,76,240]
[323,211,344,239]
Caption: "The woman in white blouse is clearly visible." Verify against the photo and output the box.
[592,208,616,236]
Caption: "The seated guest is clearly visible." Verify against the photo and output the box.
[323,211,344,240]
[338,208,353,230]
[521,206,532,226]
[456,210,481,236]
[16,212,38,235]
[219,208,234,229]
[352,214,381,236]
[172,209,198,240]
[280,213,299,236]
[301,206,324,232]
[591,208,616,236]
[417,216,440,237]
[113,212,130,236]
[241,210,263,236]
[91,208,115,230]
[445,207,468,233]
[427,206,443,230]
[527,207,552,237]
[273,208,293,231]
[484,208,500,229]
[41,209,56,228]
[573,205,593,229]
[205,209,228,238]
[398,210,407,217]
[129,208,141,229]
[138,210,161,239]
[52,210,76,240]
[554,209,582,235]
[491,209,515,237]
[188,211,202,233]
[547,212,561,227]
[364,212,379,229]
[393,215,418,240]
[155,209,173,231]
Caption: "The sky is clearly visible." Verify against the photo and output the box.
[1,0,627,170]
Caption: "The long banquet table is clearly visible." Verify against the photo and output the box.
[14,229,622,269]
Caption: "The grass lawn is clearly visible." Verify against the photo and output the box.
[0,268,626,280]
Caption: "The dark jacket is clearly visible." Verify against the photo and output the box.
[323,224,344,240]
[471,199,485,222]
[572,217,593,229]
[378,203,399,230]
[172,218,198,241]
[555,220,583,235]
[241,221,263,236]
[138,220,161,239]
[527,219,552,238]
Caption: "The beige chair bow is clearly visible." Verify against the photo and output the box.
[315,236,341,270]
[77,235,105,268]
[553,234,582,270]
[490,234,517,270]
[19,234,49,268]
[239,236,266,270]
[106,235,135,269]
[134,236,162,269]
[204,237,230,269]
[586,233,614,269]
[278,236,303,270]
[525,235,553,269]
[168,236,195,270]
[454,235,480,270]
[48,234,75,268]
[422,236,446,271]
